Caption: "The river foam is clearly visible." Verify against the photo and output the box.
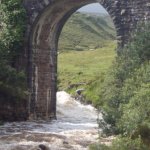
[0,91,102,150]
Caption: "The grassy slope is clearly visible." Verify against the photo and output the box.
[58,12,116,105]
[58,42,116,87]
[58,12,116,51]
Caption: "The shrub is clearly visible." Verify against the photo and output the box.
[111,137,149,150]
[90,137,149,150]
[99,22,150,135]
[0,0,27,100]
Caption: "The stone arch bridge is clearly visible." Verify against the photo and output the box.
[22,0,150,119]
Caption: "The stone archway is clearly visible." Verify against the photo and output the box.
[23,0,150,119]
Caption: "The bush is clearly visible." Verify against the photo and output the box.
[111,137,149,150]
[90,137,149,150]
[0,0,27,100]
[98,22,150,135]
[118,63,150,136]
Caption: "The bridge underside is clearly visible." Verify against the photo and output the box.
[23,0,150,119]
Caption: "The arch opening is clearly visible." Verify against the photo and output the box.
[57,3,117,101]
[29,0,120,119]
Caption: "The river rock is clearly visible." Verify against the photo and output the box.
[38,144,50,150]
[63,140,69,144]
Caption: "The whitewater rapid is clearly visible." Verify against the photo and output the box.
[0,91,103,150]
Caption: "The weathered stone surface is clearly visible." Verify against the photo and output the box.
[22,0,150,120]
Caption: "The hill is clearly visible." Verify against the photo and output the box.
[58,12,116,51]
[58,12,117,104]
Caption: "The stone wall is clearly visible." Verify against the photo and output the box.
[22,0,150,119]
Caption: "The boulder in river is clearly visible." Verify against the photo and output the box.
[38,144,50,150]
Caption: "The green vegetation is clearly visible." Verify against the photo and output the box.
[58,41,116,105]
[59,12,116,51]
[0,2,149,148]
[0,0,27,101]
[58,12,116,105]
[59,12,150,149]
[90,137,149,150]
[91,23,150,149]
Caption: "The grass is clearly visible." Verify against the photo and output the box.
[59,12,116,52]
[58,41,116,104]
[57,12,116,105]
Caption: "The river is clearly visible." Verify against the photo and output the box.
[0,91,103,150]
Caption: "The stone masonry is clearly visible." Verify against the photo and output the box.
[22,0,150,119]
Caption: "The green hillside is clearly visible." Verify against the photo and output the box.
[58,12,117,104]
[58,12,116,51]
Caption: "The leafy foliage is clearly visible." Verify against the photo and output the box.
[93,23,150,149]
[90,137,148,150]
[99,23,150,133]
[118,64,150,135]
[0,0,27,100]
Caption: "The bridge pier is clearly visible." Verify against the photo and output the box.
[28,47,57,119]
